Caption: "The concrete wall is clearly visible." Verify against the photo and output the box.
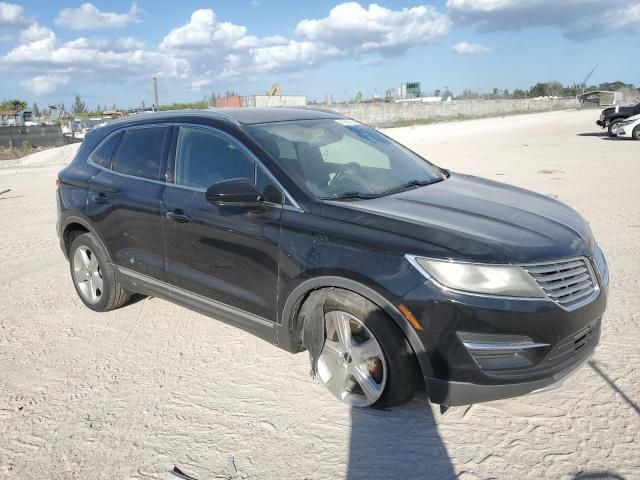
[0,125,64,148]
[316,98,579,127]
[249,95,307,108]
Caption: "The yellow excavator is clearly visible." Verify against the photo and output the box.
[266,83,281,96]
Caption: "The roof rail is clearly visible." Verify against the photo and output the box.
[205,107,241,126]
[295,106,346,118]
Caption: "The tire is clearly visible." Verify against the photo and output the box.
[608,118,623,137]
[317,288,418,408]
[633,125,640,141]
[69,232,130,312]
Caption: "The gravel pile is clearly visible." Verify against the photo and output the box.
[0,143,79,170]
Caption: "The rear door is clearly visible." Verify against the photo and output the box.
[162,125,283,321]
[87,125,171,281]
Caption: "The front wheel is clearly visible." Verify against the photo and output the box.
[633,125,640,140]
[608,118,623,137]
[316,289,418,408]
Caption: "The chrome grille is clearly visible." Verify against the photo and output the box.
[523,257,598,310]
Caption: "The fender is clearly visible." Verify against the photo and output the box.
[281,275,434,379]
[59,213,113,262]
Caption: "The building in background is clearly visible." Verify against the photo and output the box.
[0,109,33,127]
[386,82,421,101]
[214,94,307,108]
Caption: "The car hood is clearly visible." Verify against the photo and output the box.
[602,105,637,117]
[324,173,593,264]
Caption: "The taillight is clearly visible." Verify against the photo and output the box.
[56,178,61,190]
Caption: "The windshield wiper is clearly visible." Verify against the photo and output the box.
[377,177,444,197]
[320,191,378,201]
[321,178,444,201]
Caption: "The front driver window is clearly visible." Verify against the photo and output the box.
[175,126,284,205]
[175,127,255,189]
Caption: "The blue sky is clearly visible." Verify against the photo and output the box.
[1,0,638,109]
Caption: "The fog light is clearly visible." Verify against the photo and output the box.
[457,331,550,371]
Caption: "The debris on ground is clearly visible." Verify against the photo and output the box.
[169,465,198,480]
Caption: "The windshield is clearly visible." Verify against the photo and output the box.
[246,119,444,199]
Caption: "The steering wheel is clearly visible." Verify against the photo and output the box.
[327,162,363,193]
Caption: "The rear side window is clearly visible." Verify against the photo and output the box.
[90,131,122,168]
[175,127,255,189]
[112,127,167,180]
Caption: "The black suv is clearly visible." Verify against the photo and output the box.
[597,102,640,136]
[57,109,608,408]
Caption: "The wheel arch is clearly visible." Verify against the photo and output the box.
[281,276,434,379]
[61,215,112,262]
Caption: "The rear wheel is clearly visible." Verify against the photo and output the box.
[633,125,640,140]
[608,118,623,137]
[69,233,129,312]
[317,289,418,408]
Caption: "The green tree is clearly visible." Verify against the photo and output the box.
[72,94,87,115]
[512,89,527,99]
[598,81,634,91]
[457,89,478,100]
[0,99,28,111]
[141,100,146,110]
[544,81,564,97]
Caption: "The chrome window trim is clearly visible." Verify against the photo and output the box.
[405,254,601,310]
[86,121,304,212]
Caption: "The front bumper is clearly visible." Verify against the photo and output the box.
[400,266,607,406]
[427,349,595,406]
[596,120,606,128]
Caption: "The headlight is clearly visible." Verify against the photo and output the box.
[593,244,609,286]
[409,256,545,297]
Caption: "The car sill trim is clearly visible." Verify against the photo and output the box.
[115,266,275,328]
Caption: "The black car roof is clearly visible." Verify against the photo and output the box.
[218,107,343,124]
[102,107,343,130]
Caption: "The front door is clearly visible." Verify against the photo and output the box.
[162,125,283,322]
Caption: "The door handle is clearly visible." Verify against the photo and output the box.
[91,193,110,204]
[166,210,191,223]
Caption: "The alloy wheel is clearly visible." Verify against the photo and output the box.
[72,245,103,304]
[317,310,387,407]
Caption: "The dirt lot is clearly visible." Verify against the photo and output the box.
[0,109,638,480]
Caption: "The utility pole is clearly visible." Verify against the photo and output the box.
[152,77,159,110]
[343,88,348,104]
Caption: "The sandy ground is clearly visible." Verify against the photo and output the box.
[0,109,638,480]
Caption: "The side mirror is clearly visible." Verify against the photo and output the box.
[205,178,261,207]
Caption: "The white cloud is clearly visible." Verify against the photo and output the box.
[451,41,491,54]
[0,2,29,27]
[21,75,69,95]
[3,27,187,80]
[160,9,247,50]
[4,3,452,96]
[20,22,55,42]
[157,3,451,83]
[296,2,451,54]
[55,2,142,30]
[446,0,640,39]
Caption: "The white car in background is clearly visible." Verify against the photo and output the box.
[612,114,640,140]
